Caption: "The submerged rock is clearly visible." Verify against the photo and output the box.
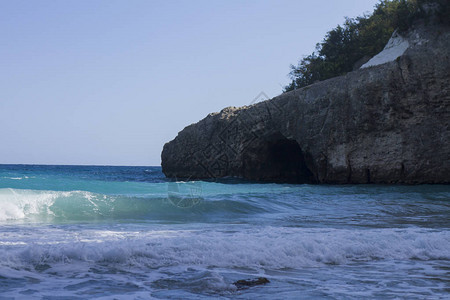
[233,277,270,289]
[161,24,450,184]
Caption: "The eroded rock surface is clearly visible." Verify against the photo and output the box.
[162,25,450,184]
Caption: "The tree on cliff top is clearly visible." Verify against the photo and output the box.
[284,0,449,92]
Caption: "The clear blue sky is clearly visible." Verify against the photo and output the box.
[0,0,380,166]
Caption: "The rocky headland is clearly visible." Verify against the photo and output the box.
[161,24,450,184]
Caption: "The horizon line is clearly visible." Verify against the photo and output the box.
[0,163,161,167]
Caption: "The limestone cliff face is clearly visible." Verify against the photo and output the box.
[161,25,450,184]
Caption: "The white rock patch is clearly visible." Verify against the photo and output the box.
[361,31,410,68]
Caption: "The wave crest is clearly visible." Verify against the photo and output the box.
[0,188,264,222]
[0,188,130,222]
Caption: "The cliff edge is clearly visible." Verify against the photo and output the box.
[161,24,450,184]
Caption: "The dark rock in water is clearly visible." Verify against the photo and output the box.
[233,277,270,289]
[161,24,450,184]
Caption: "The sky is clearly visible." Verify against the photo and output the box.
[0,0,381,166]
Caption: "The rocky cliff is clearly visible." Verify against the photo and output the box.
[161,24,450,184]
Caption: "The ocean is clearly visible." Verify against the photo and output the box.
[0,164,449,299]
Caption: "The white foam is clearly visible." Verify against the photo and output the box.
[1,227,448,271]
[361,31,409,68]
[0,226,448,298]
[0,188,56,221]
[0,188,97,221]
[2,176,30,180]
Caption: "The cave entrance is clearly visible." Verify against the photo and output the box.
[242,135,315,183]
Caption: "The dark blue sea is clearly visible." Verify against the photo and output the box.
[0,164,449,299]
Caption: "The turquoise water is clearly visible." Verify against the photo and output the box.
[0,165,449,299]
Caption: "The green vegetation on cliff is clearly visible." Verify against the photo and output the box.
[284,0,449,92]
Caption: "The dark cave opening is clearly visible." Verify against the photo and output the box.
[242,136,315,184]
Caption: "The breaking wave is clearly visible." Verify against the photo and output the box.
[1,227,448,272]
[0,188,266,223]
